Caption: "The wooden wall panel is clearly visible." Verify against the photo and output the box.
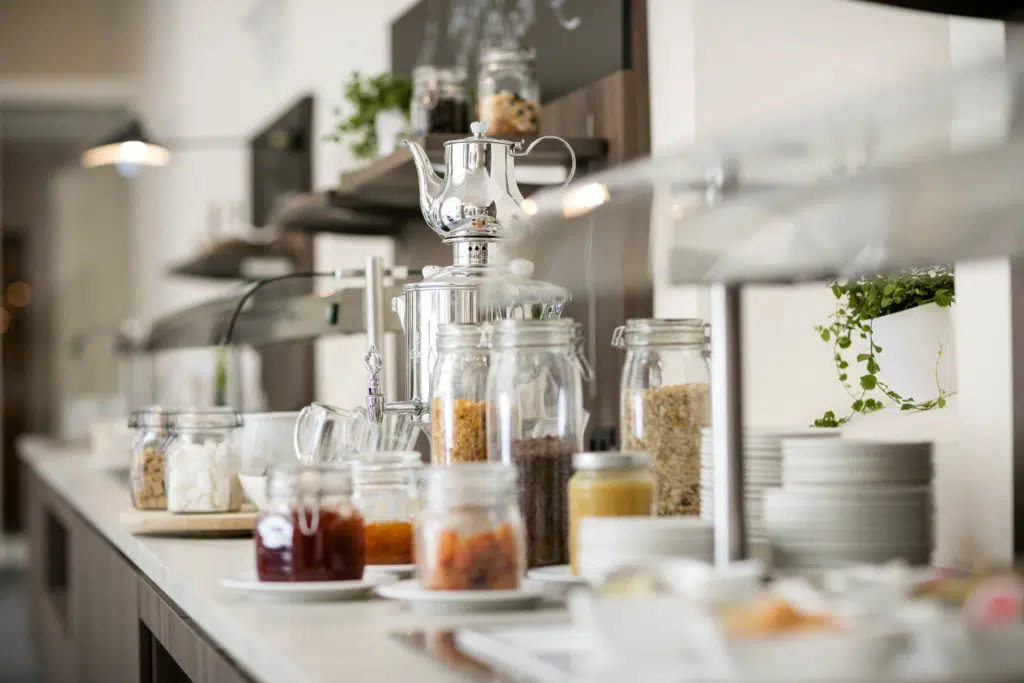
[137,575,254,683]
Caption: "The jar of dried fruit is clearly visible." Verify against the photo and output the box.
[613,319,711,517]
[415,463,525,590]
[411,65,470,136]
[486,319,583,568]
[128,406,176,510]
[350,451,422,566]
[430,323,489,465]
[476,46,540,135]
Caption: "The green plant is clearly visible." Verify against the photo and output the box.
[813,266,955,428]
[328,72,412,160]
[214,346,228,407]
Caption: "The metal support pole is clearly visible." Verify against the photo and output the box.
[364,255,385,384]
[709,283,747,566]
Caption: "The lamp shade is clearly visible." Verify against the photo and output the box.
[80,119,170,172]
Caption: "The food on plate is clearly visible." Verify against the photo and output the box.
[723,597,838,638]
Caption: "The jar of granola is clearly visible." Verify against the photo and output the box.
[430,323,489,465]
[613,319,710,516]
[128,406,176,510]
[476,47,539,135]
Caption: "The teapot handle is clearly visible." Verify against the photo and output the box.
[515,135,576,189]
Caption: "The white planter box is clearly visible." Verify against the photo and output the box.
[869,302,957,404]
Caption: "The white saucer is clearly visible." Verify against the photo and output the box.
[365,563,415,578]
[526,565,587,586]
[376,579,545,614]
[221,572,396,602]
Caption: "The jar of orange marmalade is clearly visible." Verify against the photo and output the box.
[350,451,422,566]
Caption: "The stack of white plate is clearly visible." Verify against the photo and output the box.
[700,428,838,559]
[765,438,934,571]
[575,517,713,584]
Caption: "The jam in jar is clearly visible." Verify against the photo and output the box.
[351,451,422,566]
[255,464,366,582]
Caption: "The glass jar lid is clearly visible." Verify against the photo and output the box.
[490,318,574,348]
[168,407,243,431]
[612,318,709,348]
[421,463,517,505]
[479,46,536,66]
[128,405,177,430]
[413,64,467,86]
[350,451,422,487]
[573,451,653,471]
[437,322,488,350]
[267,463,353,499]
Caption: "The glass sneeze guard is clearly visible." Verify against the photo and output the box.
[507,57,1024,565]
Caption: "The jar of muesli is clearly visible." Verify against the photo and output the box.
[476,46,540,135]
[613,319,710,517]
[430,323,490,465]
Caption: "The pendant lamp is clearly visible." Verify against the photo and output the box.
[80,118,170,177]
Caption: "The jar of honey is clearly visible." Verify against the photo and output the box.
[568,452,655,575]
[255,464,366,582]
[351,451,422,566]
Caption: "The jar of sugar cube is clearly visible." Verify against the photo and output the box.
[165,408,244,514]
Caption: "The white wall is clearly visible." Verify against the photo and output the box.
[648,0,953,428]
[131,0,415,408]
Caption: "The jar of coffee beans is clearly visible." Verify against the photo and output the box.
[411,65,470,136]
[430,322,489,465]
[613,319,711,517]
[476,47,540,135]
[486,319,583,568]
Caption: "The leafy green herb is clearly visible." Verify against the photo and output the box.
[327,72,413,160]
[813,266,954,428]
[214,346,228,407]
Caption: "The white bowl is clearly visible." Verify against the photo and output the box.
[239,411,299,474]
[726,625,909,681]
[238,474,268,510]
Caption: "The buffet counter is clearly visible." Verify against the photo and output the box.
[17,437,559,683]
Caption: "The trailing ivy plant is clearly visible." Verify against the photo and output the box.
[328,72,412,160]
[813,266,955,428]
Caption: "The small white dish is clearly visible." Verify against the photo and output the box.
[376,579,545,614]
[221,571,395,602]
[365,563,415,578]
[527,565,587,586]
[238,474,268,510]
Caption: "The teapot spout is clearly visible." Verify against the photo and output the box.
[405,139,443,227]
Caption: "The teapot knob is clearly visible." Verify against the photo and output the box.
[470,121,488,137]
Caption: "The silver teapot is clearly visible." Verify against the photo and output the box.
[365,124,576,427]
[407,121,576,242]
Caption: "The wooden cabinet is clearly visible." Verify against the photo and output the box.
[24,470,254,683]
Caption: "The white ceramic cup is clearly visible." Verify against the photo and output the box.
[239,411,299,475]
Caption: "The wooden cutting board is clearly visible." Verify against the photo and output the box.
[120,507,259,537]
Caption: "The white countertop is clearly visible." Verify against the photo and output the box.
[18,436,563,683]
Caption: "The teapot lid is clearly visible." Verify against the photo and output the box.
[444,121,518,147]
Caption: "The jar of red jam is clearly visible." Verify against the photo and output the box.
[255,464,366,582]
[351,451,422,566]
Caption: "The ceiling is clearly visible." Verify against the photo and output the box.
[0,106,127,143]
